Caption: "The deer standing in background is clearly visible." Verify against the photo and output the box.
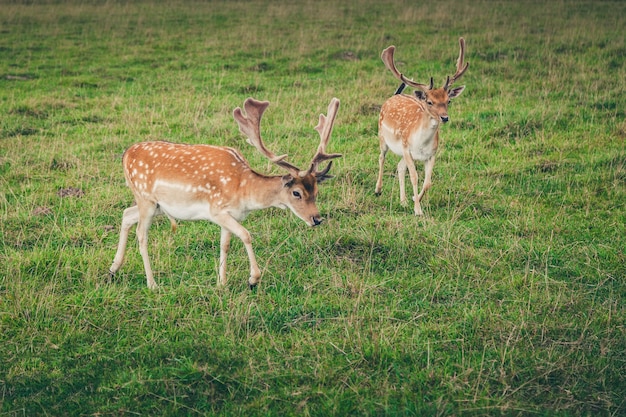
[109,97,341,289]
[375,38,468,215]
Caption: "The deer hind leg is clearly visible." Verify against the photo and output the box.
[402,150,423,215]
[215,214,261,289]
[375,142,388,195]
[218,228,232,287]
[135,202,159,289]
[110,205,140,276]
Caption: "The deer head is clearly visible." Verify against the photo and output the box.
[381,37,469,123]
[232,97,342,226]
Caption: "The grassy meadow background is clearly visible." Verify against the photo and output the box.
[1,0,625,415]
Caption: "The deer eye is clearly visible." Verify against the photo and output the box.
[426,100,433,106]
[292,191,302,199]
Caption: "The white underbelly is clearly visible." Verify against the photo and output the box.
[157,200,215,221]
[380,122,438,162]
[147,178,229,221]
[408,136,437,161]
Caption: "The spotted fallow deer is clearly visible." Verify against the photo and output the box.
[109,97,341,289]
[375,38,468,215]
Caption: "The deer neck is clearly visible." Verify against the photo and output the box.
[240,171,287,211]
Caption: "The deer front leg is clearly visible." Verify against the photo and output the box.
[215,214,262,289]
[402,149,422,216]
[397,157,408,207]
[417,156,435,204]
[218,227,232,287]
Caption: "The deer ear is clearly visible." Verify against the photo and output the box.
[281,174,294,187]
[414,90,427,101]
[448,85,465,99]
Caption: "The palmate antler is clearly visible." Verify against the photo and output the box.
[381,45,432,91]
[232,98,301,176]
[382,37,469,91]
[233,98,341,179]
[309,98,342,178]
[443,37,469,90]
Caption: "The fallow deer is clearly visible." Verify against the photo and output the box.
[375,38,468,215]
[109,97,341,289]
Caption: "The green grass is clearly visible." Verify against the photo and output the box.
[1,0,625,415]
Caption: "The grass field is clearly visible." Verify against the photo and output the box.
[1,0,625,415]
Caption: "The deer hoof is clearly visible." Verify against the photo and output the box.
[248,282,258,291]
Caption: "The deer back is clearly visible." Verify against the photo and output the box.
[123,141,256,217]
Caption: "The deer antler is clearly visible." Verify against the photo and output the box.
[443,37,469,90]
[381,45,431,91]
[234,97,341,178]
[306,98,342,177]
[233,98,302,176]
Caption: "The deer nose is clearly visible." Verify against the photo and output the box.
[312,216,323,226]
[440,115,449,123]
